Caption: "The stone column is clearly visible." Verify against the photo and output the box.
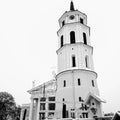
[34,99,38,120]
[29,98,34,120]
[45,97,48,118]
[20,109,24,120]
[36,98,40,120]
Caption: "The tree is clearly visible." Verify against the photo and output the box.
[14,105,21,120]
[0,92,18,120]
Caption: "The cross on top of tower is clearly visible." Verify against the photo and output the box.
[70,0,75,11]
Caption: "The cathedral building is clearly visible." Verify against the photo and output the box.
[20,1,105,120]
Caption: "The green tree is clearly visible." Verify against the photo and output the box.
[0,92,20,120]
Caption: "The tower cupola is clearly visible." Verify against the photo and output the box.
[58,1,87,28]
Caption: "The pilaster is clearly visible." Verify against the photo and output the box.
[36,98,40,120]
[45,97,48,118]
[20,109,24,120]
[29,98,34,120]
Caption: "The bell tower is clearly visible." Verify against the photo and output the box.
[57,1,94,73]
[55,1,103,119]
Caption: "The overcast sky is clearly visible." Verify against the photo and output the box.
[0,0,120,113]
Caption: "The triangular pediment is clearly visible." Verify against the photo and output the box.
[27,79,56,94]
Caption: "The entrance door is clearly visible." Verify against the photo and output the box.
[39,113,45,120]
[62,104,66,118]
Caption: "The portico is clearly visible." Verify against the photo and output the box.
[28,80,56,120]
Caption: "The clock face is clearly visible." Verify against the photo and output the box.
[69,15,75,20]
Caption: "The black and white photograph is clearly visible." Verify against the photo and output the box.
[0,0,120,120]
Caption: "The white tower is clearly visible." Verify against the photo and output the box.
[55,1,103,119]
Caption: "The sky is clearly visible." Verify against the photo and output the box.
[0,0,120,114]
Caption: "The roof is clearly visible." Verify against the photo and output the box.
[112,112,120,120]
[21,104,30,109]
[70,1,75,11]
[27,79,56,94]
[84,92,106,105]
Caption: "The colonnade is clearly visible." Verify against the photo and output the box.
[29,97,51,120]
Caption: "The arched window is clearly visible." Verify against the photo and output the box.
[80,18,84,24]
[85,56,89,68]
[83,32,87,45]
[72,55,76,67]
[62,21,65,27]
[92,80,95,87]
[63,80,66,87]
[79,97,82,102]
[70,31,75,44]
[78,78,81,86]
[61,35,64,47]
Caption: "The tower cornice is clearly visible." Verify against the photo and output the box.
[56,69,98,79]
[57,22,90,36]
[56,42,93,55]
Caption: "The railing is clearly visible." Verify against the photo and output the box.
[45,117,112,120]
[62,118,93,120]
[46,118,94,120]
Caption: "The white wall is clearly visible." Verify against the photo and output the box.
[57,43,94,73]
[55,70,99,118]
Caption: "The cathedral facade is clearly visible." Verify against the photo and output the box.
[20,1,105,120]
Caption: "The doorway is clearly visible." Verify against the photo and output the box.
[62,104,66,118]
